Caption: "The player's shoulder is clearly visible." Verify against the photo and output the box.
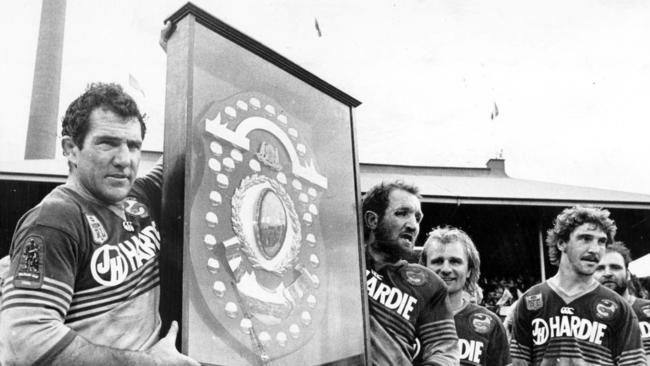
[398,262,446,289]
[516,282,551,313]
[588,284,634,323]
[459,303,502,335]
[465,302,501,320]
[593,284,628,305]
[632,297,650,319]
[17,186,84,234]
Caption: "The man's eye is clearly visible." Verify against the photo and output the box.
[430,259,443,265]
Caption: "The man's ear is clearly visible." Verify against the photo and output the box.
[61,136,79,167]
[626,270,631,282]
[364,211,379,231]
[557,240,566,253]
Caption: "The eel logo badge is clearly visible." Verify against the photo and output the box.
[594,298,617,320]
[470,313,493,334]
[190,93,328,363]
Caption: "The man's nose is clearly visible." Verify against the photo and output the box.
[113,144,131,166]
[586,240,601,252]
[440,261,452,273]
[405,214,418,231]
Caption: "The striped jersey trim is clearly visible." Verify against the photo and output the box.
[533,337,613,360]
[66,261,159,324]
[1,277,74,318]
[69,258,158,307]
[617,348,646,366]
[509,340,531,361]
[642,339,650,354]
[369,299,416,357]
[418,319,457,343]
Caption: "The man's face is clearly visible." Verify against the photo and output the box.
[560,223,608,277]
[68,108,142,204]
[424,240,468,294]
[372,189,422,259]
[594,251,628,295]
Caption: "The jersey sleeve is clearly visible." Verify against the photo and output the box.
[417,277,459,366]
[130,157,162,218]
[0,225,80,365]
[487,312,512,366]
[509,296,532,365]
[613,300,646,366]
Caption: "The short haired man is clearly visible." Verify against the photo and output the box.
[421,226,511,366]
[363,181,458,365]
[595,242,650,363]
[510,206,645,365]
[0,83,198,365]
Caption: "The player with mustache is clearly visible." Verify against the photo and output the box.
[594,242,650,363]
[510,206,645,365]
[420,226,511,366]
[362,181,458,365]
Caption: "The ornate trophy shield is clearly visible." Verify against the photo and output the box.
[161,4,366,365]
[189,92,328,363]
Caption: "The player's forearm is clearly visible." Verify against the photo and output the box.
[48,336,158,366]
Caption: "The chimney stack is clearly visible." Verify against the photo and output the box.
[24,0,67,159]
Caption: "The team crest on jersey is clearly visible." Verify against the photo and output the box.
[123,197,149,218]
[14,236,44,289]
[525,293,543,311]
[403,267,426,286]
[85,214,108,244]
[641,305,650,318]
[470,312,494,334]
[594,298,618,320]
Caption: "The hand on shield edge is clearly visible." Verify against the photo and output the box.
[147,321,200,366]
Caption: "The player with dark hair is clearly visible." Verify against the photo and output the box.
[510,206,645,365]
[363,181,458,365]
[0,83,198,365]
[421,226,511,366]
[595,242,650,363]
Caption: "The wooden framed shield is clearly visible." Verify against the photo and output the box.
[160,3,367,365]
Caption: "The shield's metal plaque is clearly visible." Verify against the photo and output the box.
[189,92,328,363]
[255,189,287,259]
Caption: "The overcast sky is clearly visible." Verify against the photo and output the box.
[2,0,650,194]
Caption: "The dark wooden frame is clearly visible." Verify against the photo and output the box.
[160,3,368,365]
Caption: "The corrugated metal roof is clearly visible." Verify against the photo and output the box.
[360,162,650,209]
[3,158,650,209]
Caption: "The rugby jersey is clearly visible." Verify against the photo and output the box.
[0,164,162,365]
[455,302,511,366]
[366,254,459,365]
[630,297,650,362]
[510,280,645,366]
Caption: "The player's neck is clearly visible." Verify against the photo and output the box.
[366,242,391,266]
[553,267,598,295]
[448,290,467,314]
[366,235,403,265]
[65,175,126,219]
[622,290,635,305]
